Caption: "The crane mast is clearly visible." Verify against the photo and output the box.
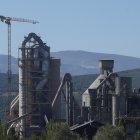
[0,15,39,119]
[8,22,11,105]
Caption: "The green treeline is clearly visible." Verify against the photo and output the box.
[0,122,139,140]
[0,68,140,93]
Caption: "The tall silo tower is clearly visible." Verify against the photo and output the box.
[18,33,60,136]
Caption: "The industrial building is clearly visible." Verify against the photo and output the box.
[80,60,140,139]
[9,33,62,137]
[7,32,76,138]
[6,33,140,139]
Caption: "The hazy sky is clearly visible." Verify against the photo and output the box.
[0,0,140,58]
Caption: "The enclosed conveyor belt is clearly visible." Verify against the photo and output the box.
[52,73,74,126]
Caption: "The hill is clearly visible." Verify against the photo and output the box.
[0,73,18,92]
[0,55,18,74]
[1,50,140,75]
[0,68,140,93]
[72,68,140,94]
[51,50,140,75]
[118,68,140,89]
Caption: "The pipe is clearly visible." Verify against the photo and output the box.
[11,95,19,106]
[52,73,73,126]
[10,95,19,118]
[112,77,120,126]
[19,47,26,138]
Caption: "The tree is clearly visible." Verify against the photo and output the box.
[42,122,79,140]
[118,117,126,130]
[0,123,14,140]
[93,125,126,140]
[28,135,40,140]
[135,130,140,140]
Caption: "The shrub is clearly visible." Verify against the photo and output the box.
[93,125,126,140]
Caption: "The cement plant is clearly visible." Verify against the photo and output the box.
[0,15,140,140]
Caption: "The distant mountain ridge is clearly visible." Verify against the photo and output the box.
[0,55,18,74]
[51,50,140,75]
[1,50,140,75]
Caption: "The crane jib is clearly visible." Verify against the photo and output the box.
[0,15,39,24]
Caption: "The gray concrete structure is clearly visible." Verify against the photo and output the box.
[9,33,61,137]
[81,60,140,138]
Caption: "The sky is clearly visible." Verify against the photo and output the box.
[0,0,140,58]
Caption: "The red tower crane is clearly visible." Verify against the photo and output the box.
[0,15,39,116]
